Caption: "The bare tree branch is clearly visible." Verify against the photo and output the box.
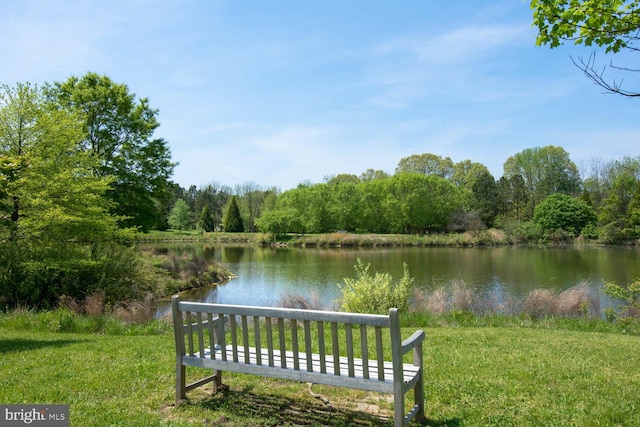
[571,52,640,97]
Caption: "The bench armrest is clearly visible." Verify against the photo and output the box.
[401,330,425,355]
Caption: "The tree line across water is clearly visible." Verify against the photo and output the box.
[1,73,639,310]
[170,149,639,246]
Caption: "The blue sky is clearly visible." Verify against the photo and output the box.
[2,0,639,191]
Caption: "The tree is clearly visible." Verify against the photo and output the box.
[387,173,464,233]
[503,146,581,217]
[598,169,640,242]
[198,204,216,232]
[223,196,244,232]
[48,73,176,231]
[0,83,135,308]
[531,0,640,97]
[534,193,597,236]
[168,199,191,232]
[395,153,454,179]
[452,160,491,190]
[328,180,361,231]
[359,168,389,182]
[472,169,499,226]
[235,182,273,232]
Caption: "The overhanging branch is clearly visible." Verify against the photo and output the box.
[571,52,640,97]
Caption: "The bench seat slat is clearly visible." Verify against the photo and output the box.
[183,346,420,390]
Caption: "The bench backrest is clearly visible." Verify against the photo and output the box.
[172,296,404,382]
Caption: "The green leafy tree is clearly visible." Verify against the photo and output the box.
[255,207,301,236]
[328,181,361,232]
[396,153,454,179]
[359,168,389,182]
[387,173,464,233]
[358,178,391,233]
[452,160,491,190]
[223,196,244,232]
[533,193,597,236]
[598,171,640,242]
[48,72,176,231]
[0,83,135,308]
[503,146,581,217]
[168,199,191,232]
[532,0,640,97]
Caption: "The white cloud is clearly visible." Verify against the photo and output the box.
[376,24,530,66]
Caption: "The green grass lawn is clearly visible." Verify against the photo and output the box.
[1,321,639,426]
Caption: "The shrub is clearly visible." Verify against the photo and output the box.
[339,258,413,314]
[534,194,597,237]
[604,279,640,318]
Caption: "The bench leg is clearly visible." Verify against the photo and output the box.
[414,369,425,423]
[213,369,223,393]
[176,363,186,404]
[393,389,404,427]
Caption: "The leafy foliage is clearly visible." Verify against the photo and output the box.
[339,258,413,314]
[603,278,640,317]
[167,199,191,231]
[48,73,176,231]
[531,0,640,97]
[533,193,597,236]
[504,146,581,218]
[0,83,143,308]
[396,153,454,178]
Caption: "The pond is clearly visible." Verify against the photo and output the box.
[155,244,640,316]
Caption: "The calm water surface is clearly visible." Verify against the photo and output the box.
[156,245,640,315]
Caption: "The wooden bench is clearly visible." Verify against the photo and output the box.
[171,295,426,426]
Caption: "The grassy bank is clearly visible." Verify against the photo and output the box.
[1,312,639,426]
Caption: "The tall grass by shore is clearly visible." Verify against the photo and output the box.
[137,229,515,247]
[279,280,639,336]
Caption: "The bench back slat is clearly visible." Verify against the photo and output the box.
[186,312,194,356]
[217,314,227,361]
[196,312,205,357]
[253,316,262,366]
[229,315,238,362]
[375,326,385,381]
[207,313,216,359]
[330,322,340,376]
[291,320,300,370]
[345,324,355,377]
[241,315,250,364]
[278,318,286,369]
[317,321,326,374]
[266,317,274,367]
[360,325,370,380]
[304,320,313,372]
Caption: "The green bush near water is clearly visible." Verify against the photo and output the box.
[339,258,413,314]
